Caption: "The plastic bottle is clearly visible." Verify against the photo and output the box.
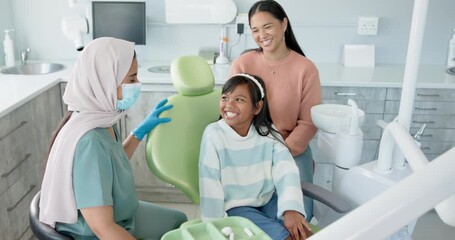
[3,29,15,67]
[447,28,455,68]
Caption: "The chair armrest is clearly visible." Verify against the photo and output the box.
[301,181,352,213]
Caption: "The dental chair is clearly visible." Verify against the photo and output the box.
[145,55,351,233]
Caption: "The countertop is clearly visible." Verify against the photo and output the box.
[1,59,455,119]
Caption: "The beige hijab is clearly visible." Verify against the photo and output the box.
[39,37,135,227]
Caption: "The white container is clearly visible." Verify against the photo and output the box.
[3,29,15,67]
[448,28,455,68]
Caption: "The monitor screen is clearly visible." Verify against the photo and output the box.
[92,1,146,45]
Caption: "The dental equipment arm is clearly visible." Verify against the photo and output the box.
[310,147,455,240]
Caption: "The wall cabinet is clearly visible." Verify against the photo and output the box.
[0,85,62,240]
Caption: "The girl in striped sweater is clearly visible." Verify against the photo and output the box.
[199,73,312,239]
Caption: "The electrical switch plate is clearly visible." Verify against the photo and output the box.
[357,17,379,35]
[236,13,251,34]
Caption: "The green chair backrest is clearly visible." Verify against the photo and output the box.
[145,56,221,204]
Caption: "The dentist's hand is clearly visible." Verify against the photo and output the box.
[131,99,173,141]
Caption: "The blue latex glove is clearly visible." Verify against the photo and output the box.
[131,99,173,141]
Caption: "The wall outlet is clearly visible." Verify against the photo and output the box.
[357,17,379,35]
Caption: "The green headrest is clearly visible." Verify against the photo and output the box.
[171,55,215,96]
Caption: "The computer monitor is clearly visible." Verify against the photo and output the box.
[92,1,146,45]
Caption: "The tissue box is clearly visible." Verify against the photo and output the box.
[342,44,375,67]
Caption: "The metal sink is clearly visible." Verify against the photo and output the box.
[148,65,170,73]
[1,63,65,75]
[447,66,455,76]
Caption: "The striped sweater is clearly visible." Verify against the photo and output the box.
[199,119,306,221]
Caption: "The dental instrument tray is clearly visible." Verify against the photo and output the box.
[162,216,272,240]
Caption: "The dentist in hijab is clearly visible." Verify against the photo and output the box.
[39,37,187,239]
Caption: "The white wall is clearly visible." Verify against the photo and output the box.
[4,0,455,65]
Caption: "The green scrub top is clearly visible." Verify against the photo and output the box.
[56,127,139,239]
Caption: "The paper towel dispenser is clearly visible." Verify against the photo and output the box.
[92,1,146,44]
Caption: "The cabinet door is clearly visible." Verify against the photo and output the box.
[125,91,191,202]
[0,102,37,196]
[30,85,63,182]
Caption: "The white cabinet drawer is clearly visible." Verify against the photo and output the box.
[322,87,387,100]
[385,101,455,115]
[384,114,455,129]
[387,88,455,101]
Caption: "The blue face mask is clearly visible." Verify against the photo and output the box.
[117,83,142,111]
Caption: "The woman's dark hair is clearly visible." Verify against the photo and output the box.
[248,0,305,57]
[222,74,287,147]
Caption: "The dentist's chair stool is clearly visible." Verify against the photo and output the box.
[29,191,73,240]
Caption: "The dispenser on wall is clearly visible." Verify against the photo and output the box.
[61,15,89,51]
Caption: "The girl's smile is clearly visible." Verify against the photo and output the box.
[220,83,261,136]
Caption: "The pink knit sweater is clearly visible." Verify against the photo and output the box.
[229,50,321,156]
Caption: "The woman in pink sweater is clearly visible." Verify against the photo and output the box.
[229,0,321,221]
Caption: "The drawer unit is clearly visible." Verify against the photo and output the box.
[0,85,63,239]
[384,87,455,160]
[0,165,38,240]
[0,102,37,196]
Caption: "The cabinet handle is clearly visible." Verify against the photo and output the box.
[0,121,27,141]
[421,147,431,150]
[7,184,36,212]
[412,120,435,124]
[419,134,433,138]
[414,107,437,111]
[416,93,440,98]
[335,92,357,96]
[1,153,31,178]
